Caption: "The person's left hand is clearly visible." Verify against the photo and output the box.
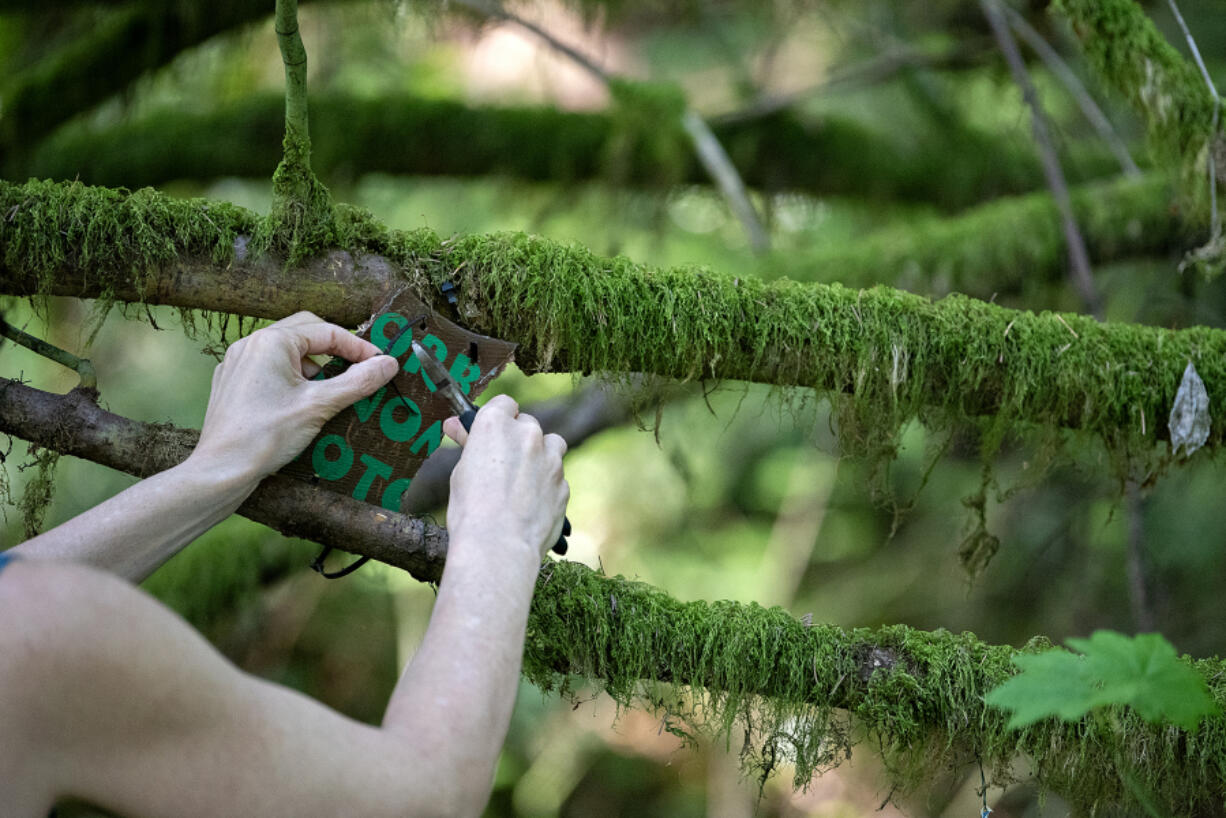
[190,311,398,488]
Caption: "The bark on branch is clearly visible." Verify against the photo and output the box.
[0,379,448,582]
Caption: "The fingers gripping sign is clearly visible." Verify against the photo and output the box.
[274,294,518,516]
[192,312,399,487]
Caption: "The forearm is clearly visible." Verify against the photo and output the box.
[10,454,257,582]
[381,535,541,814]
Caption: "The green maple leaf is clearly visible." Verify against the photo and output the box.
[985,631,1220,731]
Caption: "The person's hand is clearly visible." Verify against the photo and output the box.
[190,311,398,488]
[443,395,569,562]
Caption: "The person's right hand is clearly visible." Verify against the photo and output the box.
[190,311,399,490]
[444,395,569,562]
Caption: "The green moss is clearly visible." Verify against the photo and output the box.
[603,79,690,189]
[766,173,1190,298]
[253,127,338,264]
[7,176,1225,480]
[0,178,258,300]
[337,222,1226,480]
[16,445,58,538]
[1054,0,1220,219]
[525,560,1226,813]
[142,526,307,630]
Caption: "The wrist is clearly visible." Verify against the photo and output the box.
[445,528,543,579]
[177,451,263,508]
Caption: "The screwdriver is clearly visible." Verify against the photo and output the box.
[411,340,570,556]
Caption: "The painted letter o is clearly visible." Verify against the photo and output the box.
[312,434,354,480]
[380,396,423,442]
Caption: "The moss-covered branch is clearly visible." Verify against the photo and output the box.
[16,93,1128,211]
[4,177,1226,464]
[2,374,1223,814]
[528,559,1226,815]
[0,0,276,171]
[1053,0,1222,198]
[768,173,1190,298]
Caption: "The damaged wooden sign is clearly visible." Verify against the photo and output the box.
[280,291,517,511]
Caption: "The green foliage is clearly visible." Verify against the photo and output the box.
[987,630,1220,731]
[604,79,690,189]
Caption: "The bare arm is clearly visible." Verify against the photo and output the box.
[1,315,569,817]
[10,311,398,581]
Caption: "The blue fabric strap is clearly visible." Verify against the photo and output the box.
[0,551,15,575]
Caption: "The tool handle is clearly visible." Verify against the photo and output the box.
[458,409,569,556]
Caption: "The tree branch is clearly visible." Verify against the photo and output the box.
[1002,5,1141,178]
[768,173,1187,298]
[981,0,1102,318]
[18,93,1126,211]
[3,178,1223,460]
[0,379,448,582]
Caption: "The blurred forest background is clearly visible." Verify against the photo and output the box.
[2,0,1225,815]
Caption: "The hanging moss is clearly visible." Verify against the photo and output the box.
[526,559,1226,814]
[16,444,58,538]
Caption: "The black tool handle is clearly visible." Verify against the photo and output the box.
[458,408,569,555]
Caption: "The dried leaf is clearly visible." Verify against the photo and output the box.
[1169,361,1210,457]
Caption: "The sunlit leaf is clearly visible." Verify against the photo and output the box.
[985,631,1220,731]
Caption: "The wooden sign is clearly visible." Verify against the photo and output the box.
[280,291,517,512]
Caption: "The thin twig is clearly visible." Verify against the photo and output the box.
[0,318,96,391]
[980,0,1102,319]
[1003,6,1141,178]
[451,0,769,252]
[680,111,769,252]
[1125,482,1156,631]
[1164,0,1221,238]
[274,0,310,144]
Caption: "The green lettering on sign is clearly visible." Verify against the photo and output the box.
[410,420,443,456]
[353,386,387,423]
[371,312,414,358]
[382,477,413,511]
[312,434,353,481]
[449,354,481,395]
[353,454,394,503]
[380,395,423,442]
[403,333,447,391]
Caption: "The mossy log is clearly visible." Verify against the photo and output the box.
[16,92,1126,211]
[1,375,1223,815]
[3,177,1225,463]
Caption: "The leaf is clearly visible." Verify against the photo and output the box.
[1169,361,1210,457]
[985,631,1220,731]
